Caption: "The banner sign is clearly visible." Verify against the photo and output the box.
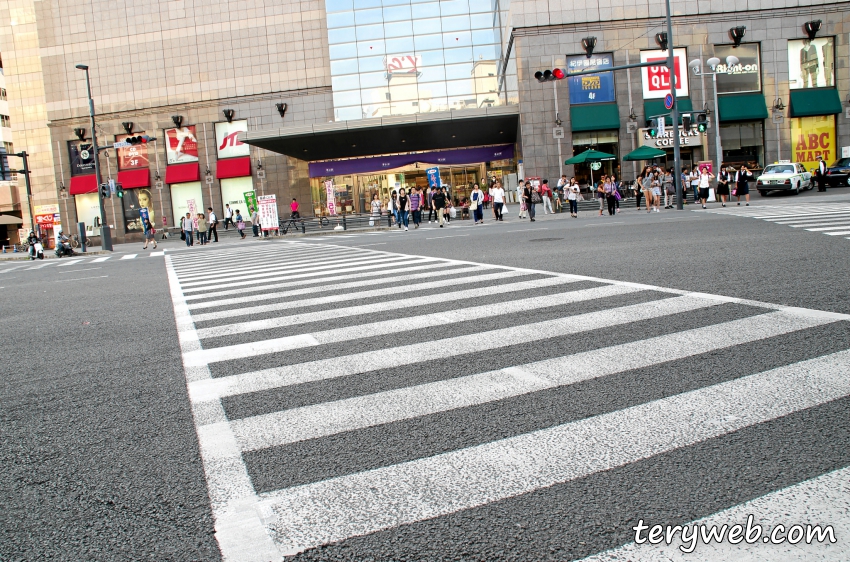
[244,190,258,215]
[788,37,835,89]
[426,167,441,189]
[792,115,835,171]
[713,44,761,94]
[164,126,199,164]
[139,207,150,230]
[566,53,615,105]
[68,140,95,176]
[34,204,59,215]
[215,119,250,159]
[324,180,337,215]
[35,213,59,226]
[258,194,279,231]
[115,133,149,170]
[638,126,708,148]
[123,188,156,233]
[640,48,689,99]
[309,144,514,178]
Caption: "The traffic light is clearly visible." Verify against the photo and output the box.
[695,112,708,132]
[534,68,566,83]
[126,135,155,145]
[116,183,124,198]
[682,113,692,130]
[100,183,111,199]
[648,127,658,138]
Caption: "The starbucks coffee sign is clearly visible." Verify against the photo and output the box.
[638,126,708,149]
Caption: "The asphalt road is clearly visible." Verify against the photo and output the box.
[1,188,848,561]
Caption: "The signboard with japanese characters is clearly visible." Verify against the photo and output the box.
[215,119,250,159]
[640,48,689,99]
[164,125,199,164]
[324,180,337,215]
[566,53,615,105]
[258,194,279,231]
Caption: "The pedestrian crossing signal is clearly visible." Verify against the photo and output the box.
[116,184,124,198]
[695,112,708,132]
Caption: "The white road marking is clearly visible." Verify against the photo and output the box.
[149,251,165,256]
[426,234,470,239]
[55,259,85,267]
[174,248,355,281]
[25,262,56,269]
[58,275,109,282]
[803,225,850,232]
[90,257,111,263]
[60,267,101,273]
[120,254,138,260]
[355,243,387,246]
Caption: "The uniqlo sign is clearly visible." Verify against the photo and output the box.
[640,48,689,99]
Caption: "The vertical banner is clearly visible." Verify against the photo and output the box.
[792,115,835,172]
[426,167,441,188]
[139,207,150,228]
[324,180,337,215]
[244,191,258,215]
[258,194,279,231]
[187,199,197,216]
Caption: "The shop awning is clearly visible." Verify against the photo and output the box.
[165,163,200,184]
[789,89,843,118]
[718,93,769,122]
[243,106,519,161]
[570,103,620,132]
[69,174,98,195]
[644,98,693,126]
[116,169,150,188]
[216,156,251,179]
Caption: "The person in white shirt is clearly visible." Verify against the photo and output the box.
[207,207,218,242]
[816,155,828,191]
[224,203,234,230]
[689,169,700,204]
[566,177,580,218]
[516,179,527,218]
[181,213,194,247]
[697,166,715,209]
[491,182,506,221]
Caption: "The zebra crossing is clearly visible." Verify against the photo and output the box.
[704,203,850,239]
[0,251,165,271]
[165,242,850,561]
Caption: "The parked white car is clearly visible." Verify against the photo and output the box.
[756,162,813,196]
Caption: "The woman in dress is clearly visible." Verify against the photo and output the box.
[603,175,617,216]
[567,177,580,218]
[663,168,675,209]
[698,166,715,209]
[389,190,399,227]
[370,193,382,226]
[142,218,157,250]
[735,165,753,206]
[716,166,732,207]
[650,171,662,212]
[641,169,654,213]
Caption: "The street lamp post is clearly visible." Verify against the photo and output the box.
[688,55,739,181]
[75,64,113,251]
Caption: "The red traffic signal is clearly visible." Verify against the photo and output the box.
[126,135,155,145]
[534,68,567,83]
[552,68,565,80]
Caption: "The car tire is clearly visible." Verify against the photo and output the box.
[758,190,767,197]
[795,183,800,195]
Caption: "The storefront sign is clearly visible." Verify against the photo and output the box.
[34,204,59,215]
[258,194,279,231]
[68,140,95,176]
[385,55,421,74]
[792,115,835,171]
[115,133,149,170]
[426,167,441,189]
[640,48,689,99]
[638,126,707,148]
[324,180,337,215]
[123,188,155,233]
[164,126,199,164]
[35,213,59,226]
[215,120,250,159]
[788,37,835,89]
[566,53,615,105]
[713,44,761,94]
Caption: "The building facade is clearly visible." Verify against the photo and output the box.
[0,0,847,244]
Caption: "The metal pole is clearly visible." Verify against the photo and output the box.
[665,0,683,210]
[19,151,36,234]
[626,51,636,181]
[81,67,112,250]
[56,140,69,235]
[553,56,563,178]
[712,72,722,177]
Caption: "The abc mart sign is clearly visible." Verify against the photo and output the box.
[638,126,707,148]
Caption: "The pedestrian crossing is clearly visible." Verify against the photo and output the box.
[0,251,166,270]
[164,242,850,561]
[704,204,850,239]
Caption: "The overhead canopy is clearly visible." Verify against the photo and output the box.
[216,156,251,179]
[69,174,97,195]
[570,103,620,132]
[165,163,200,184]
[622,145,667,161]
[565,148,617,165]
[116,169,150,188]
[242,106,519,162]
[0,214,23,225]
[644,98,693,126]
[718,93,769,122]
[789,89,842,118]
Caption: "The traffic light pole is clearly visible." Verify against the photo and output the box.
[13,150,36,234]
[80,66,113,251]
[665,0,684,210]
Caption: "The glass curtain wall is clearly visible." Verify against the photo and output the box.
[326,0,509,121]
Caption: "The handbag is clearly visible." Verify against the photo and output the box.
[237,221,246,230]
[502,203,509,214]
[614,190,622,201]
[731,188,737,196]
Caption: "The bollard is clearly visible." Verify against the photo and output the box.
[301,221,305,234]
[1,245,5,253]
[13,245,17,252]
[342,215,347,231]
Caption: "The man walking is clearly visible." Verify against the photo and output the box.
[431,186,447,227]
[207,207,219,242]
[815,155,828,191]
[491,181,505,221]
[427,186,437,223]
[224,203,234,230]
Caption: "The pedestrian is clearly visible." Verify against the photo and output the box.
[635,167,647,210]
[491,181,505,221]
[540,179,554,214]
[431,185,447,227]
[427,186,437,223]
[250,206,259,237]
[142,218,157,250]
[641,169,654,214]
[650,171,662,212]
[482,188,490,210]
[410,186,422,229]
[689,168,700,205]
[567,178,580,217]
[734,165,753,206]
[602,175,616,216]
[470,183,484,224]
[524,181,538,222]
[207,207,219,242]
[444,189,455,223]
[181,212,194,247]
[663,168,675,209]
[397,187,410,231]
[192,211,200,243]
[680,167,690,205]
[290,198,300,219]
[387,190,397,227]
[610,173,621,213]
[697,166,715,209]
[235,209,246,239]
[815,155,828,191]
[224,203,233,230]
[716,167,731,207]
[196,213,207,245]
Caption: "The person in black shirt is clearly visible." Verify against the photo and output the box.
[431,188,447,227]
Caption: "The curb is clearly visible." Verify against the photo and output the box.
[0,250,112,261]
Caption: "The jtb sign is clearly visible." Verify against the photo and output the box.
[640,48,689,99]
[792,116,835,171]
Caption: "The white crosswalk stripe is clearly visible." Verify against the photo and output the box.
[704,204,850,239]
[164,242,850,561]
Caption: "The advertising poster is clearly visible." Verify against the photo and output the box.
[122,188,155,233]
[68,140,95,176]
[258,194,279,231]
[74,192,101,230]
[139,207,150,228]
[788,37,834,89]
[324,180,337,215]
[244,190,258,216]
[566,53,615,105]
[215,119,250,159]
[792,115,835,172]
[220,177,253,217]
[640,48,689,99]
[115,133,149,170]
[426,167,441,188]
[713,44,761,94]
[169,181,204,226]
[164,126,199,164]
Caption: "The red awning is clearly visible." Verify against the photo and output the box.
[117,169,150,188]
[69,174,98,195]
[216,157,251,179]
[165,163,200,184]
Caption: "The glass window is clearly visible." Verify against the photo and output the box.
[335,106,364,121]
[331,58,360,74]
[326,0,354,12]
[327,11,355,28]
[417,49,446,66]
[471,29,497,45]
[417,65,447,82]
[411,2,441,17]
[420,81,448,97]
[328,27,357,44]
[330,42,357,59]
[354,8,383,24]
[384,20,413,38]
[356,23,385,41]
[468,0,492,12]
[358,55,387,73]
[472,43,499,61]
[382,0,409,5]
[385,36,415,54]
[332,74,362,91]
[440,14,471,32]
[440,0,468,16]
[333,90,363,107]
[415,17,442,33]
[354,0,381,8]
[445,62,474,79]
[444,46,473,64]
[469,12,493,28]
[362,86,390,105]
[383,5,412,21]
[414,33,443,51]
[360,71,391,88]
[444,30,472,48]
[357,40,386,56]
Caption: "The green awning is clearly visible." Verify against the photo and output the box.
[643,98,693,126]
[718,93,769,122]
[789,89,843,117]
[570,103,620,132]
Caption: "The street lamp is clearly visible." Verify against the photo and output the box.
[688,55,738,178]
[75,63,112,251]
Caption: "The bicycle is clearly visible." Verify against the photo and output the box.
[69,234,91,248]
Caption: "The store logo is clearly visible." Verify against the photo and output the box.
[219,131,245,150]
[646,57,681,91]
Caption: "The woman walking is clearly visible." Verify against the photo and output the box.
[370,193,382,226]
[523,181,536,222]
[602,175,616,216]
[470,183,484,224]
[663,168,675,209]
[397,187,410,231]
[717,167,732,207]
[235,209,246,239]
[142,218,157,250]
[389,190,399,227]
[640,169,654,213]
[410,186,422,228]
[197,213,207,245]
[698,166,715,209]
[635,166,649,210]
[567,178,580,217]
[734,165,753,206]
[650,170,662,212]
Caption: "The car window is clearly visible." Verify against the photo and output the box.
[763,165,794,174]
[832,158,850,167]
